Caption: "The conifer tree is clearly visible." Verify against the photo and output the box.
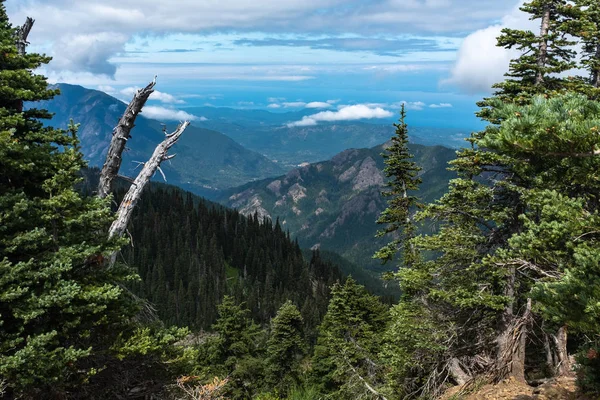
[374,104,422,266]
[311,278,388,399]
[265,301,306,392]
[0,2,134,396]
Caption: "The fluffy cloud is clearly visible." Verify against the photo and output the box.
[287,104,393,127]
[267,103,281,109]
[443,1,536,93]
[142,106,199,121]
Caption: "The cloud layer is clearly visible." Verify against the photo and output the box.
[7,0,514,77]
[287,104,393,127]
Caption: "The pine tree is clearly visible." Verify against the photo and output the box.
[265,301,306,392]
[0,3,134,396]
[374,104,422,266]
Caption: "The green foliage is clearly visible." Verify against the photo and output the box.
[0,4,135,396]
[380,301,448,397]
[575,340,600,396]
[198,296,265,399]
[311,278,388,399]
[266,301,306,392]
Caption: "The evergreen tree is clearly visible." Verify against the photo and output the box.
[374,104,422,265]
[0,3,134,396]
[265,301,306,393]
[311,278,388,399]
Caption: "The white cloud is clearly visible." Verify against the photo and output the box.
[268,97,286,102]
[267,103,281,109]
[142,106,199,121]
[443,1,537,93]
[287,104,393,127]
[305,101,332,109]
[429,103,453,108]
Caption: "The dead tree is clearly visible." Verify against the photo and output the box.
[98,79,157,199]
[108,121,189,241]
[16,17,34,56]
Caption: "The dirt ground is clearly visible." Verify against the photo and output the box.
[441,374,596,400]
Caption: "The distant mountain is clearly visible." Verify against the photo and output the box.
[186,106,468,168]
[38,84,286,194]
[217,142,457,271]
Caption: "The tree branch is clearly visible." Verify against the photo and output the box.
[98,77,157,198]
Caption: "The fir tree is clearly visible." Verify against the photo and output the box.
[374,104,422,266]
[0,3,134,396]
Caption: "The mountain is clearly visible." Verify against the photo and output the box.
[38,84,286,194]
[186,106,468,168]
[217,142,457,271]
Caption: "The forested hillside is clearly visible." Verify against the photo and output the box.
[111,180,343,332]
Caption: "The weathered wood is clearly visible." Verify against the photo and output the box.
[535,5,551,86]
[108,121,190,241]
[495,298,532,383]
[98,78,157,198]
[448,358,471,386]
[552,325,571,376]
[16,17,34,56]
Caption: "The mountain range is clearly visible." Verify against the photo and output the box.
[217,142,457,271]
[38,84,286,195]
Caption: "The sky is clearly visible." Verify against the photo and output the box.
[6,0,535,130]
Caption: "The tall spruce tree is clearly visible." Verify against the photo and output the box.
[0,3,134,396]
[374,104,422,266]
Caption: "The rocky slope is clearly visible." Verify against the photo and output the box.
[218,142,457,271]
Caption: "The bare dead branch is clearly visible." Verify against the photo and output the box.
[98,78,157,198]
[108,121,189,242]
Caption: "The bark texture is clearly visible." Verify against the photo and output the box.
[495,298,532,383]
[98,79,157,199]
[535,5,551,86]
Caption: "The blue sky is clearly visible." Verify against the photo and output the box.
[7,0,530,131]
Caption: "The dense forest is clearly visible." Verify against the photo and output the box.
[2,0,600,399]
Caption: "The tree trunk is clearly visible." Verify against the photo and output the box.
[97,79,157,198]
[535,5,551,86]
[496,298,532,383]
[448,358,471,386]
[592,44,600,88]
[552,325,571,376]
